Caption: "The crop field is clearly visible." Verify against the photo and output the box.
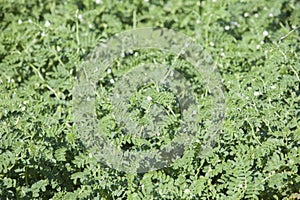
[0,0,299,199]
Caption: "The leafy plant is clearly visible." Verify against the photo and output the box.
[0,0,299,199]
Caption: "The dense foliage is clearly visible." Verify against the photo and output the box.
[0,0,299,199]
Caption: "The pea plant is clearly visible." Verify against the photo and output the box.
[0,0,299,199]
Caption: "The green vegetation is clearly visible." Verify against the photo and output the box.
[0,0,299,199]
